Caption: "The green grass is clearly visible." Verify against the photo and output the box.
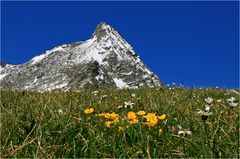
[0,87,239,158]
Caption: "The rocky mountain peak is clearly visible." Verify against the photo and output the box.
[92,22,117,40]
[0,22,162,91]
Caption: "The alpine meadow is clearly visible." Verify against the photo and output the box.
[1,87,239,158]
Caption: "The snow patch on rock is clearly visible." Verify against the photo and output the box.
[0,73,8,80]
[118,71,133,75]
[31,52,51,65]
[95,74,104,80]
[113,78,129,89]
[0,22,162,91]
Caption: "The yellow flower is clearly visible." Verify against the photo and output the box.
[105,121,113,128]
[98,113,105,117]
[136,110,146,116]
[127,111,137,120]
[107,112,119,120]
[158,114,166,120]
[129,118,139,124]
[127,111,139,124]
[98,112,119,120]
[84,108,94,114]
[143,113,159,127]
[113,117,120,123]
[98,112,119,127]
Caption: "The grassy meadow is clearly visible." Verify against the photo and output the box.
[0,87,239,158]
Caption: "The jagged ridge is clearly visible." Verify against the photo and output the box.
[0,22,162,91]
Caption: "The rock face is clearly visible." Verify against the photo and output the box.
[0,22,162,91]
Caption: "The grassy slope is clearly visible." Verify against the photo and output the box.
[0,87,239,158]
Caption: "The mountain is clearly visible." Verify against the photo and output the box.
[0,22,162,91]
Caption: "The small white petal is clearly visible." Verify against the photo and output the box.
[178,130,185,136]
[100,95,108,99]
[227,97,236,103]
[197,109,204,115]
[205,105,211,112]
[229,102,238,107]
[124,101,135,109]
[58,109,63,114]
[178,125,183,130]
[91,91,99,95]
[186,131,192,135]
[205,97,213,104]
[117,105,123,109]
[208,112,213,115]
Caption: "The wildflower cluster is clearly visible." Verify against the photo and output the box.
[197,97,213,121]
[227,97,238,108]
[2,87,239,158]
[83,108,166,129]
[98,112,120,128]
[98,112,119,120]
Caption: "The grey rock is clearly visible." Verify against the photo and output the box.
[0,22,163,91]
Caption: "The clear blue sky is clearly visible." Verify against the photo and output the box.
[1,1,239,88]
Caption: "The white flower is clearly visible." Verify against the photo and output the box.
[131,93,136,98]
[92,91,99,96]
[58,109,63,115]
[231,90,239,95]
[124,101,135,109]
[197,109,212,115]
[226,97,238,108]
[177,125,192,137]
[205,97,213,104]
[178,125,182,130]
[216,99,222,103]
[117,105,123,109]
[198,101,212,115]
[197,108,212,121]
[197,109,204,115]
[229,102,238,107]
[100,95,108,100]
[186,131,192,135]
[227,97,236,103]
[178,130,192,137]
[205,105,211,112]
[178,130,185,136]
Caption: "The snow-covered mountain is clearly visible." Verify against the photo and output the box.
[0,22,162,91]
